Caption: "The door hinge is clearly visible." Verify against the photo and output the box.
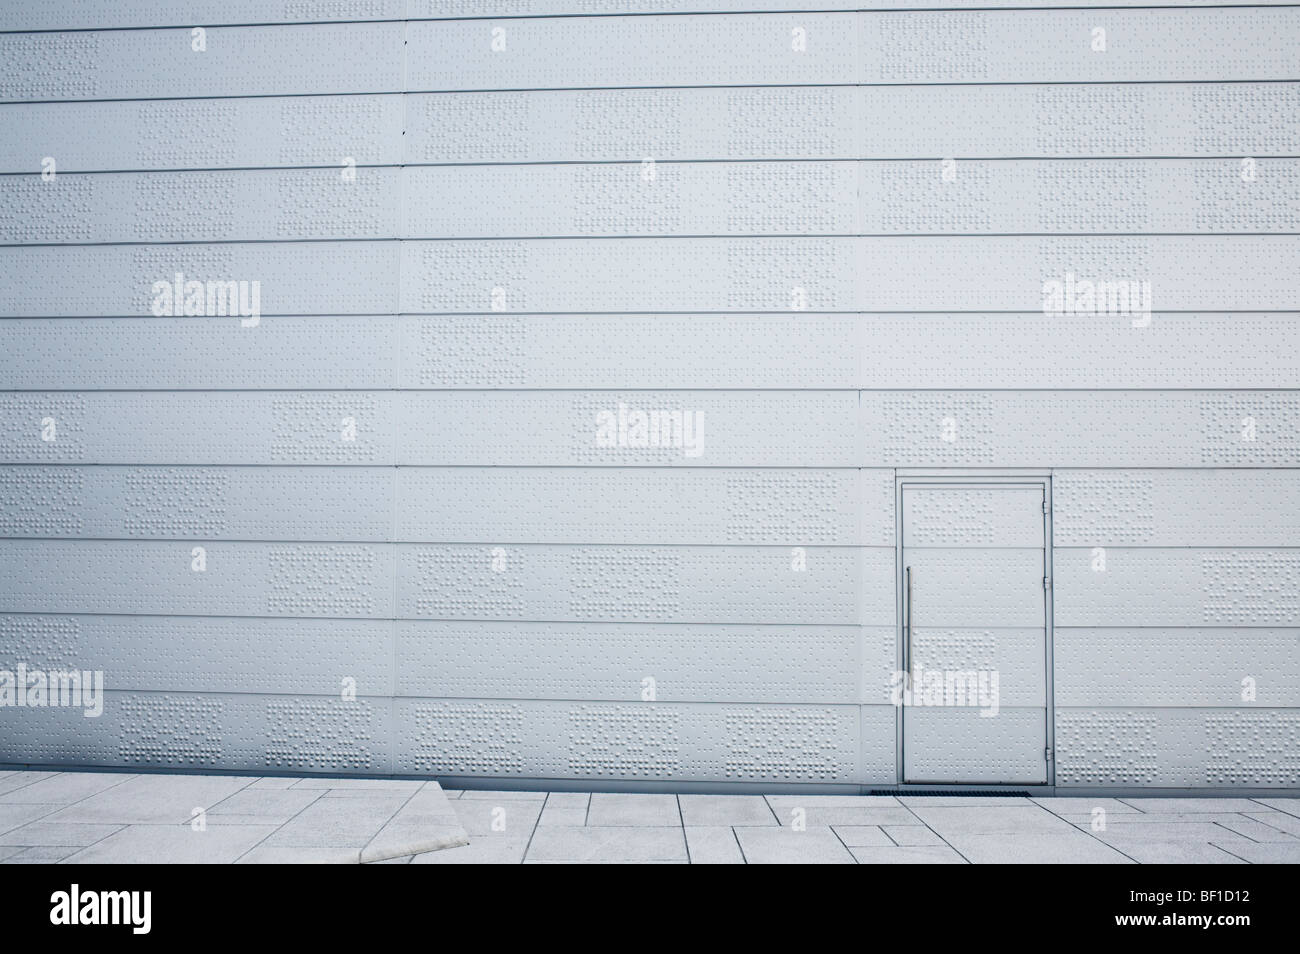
[1042,500,1049,514]
[1045,746,1053,762]
[1043,576,1051,590]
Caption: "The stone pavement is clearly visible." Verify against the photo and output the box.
[0,769,467,863]
[3,769,1298,864]
[412,791,1300,864]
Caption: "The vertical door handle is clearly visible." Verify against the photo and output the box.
[904,565,913,674]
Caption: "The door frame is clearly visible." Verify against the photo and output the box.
[892,473,1056,789]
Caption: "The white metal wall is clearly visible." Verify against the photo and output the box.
[0,1,1297,790]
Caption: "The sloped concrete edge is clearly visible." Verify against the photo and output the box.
[359,830,471,864]
[355,782,470,863]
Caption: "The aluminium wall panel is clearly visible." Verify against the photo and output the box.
[4,0,1297,32]
[9,0,1297,32]
[1055,628,1300,707]
[6,83,1296,175]
[0,541,399,619]
[0,690,398,776]
[389,698,884,783]
[7,314,1298,391]
[0,466,396,541]
[395,237,1300,313]
[393,314,1299,390]
[8,391,1290,467]
[393,467,882,545]
[0,613,396,696]
[394,315,863,389]
[0,316,401,392]
[0,392,402,465]
[0,541,891,625]
[6,159,1299,244]
[1056,708,1299,788]
[0,168,404,244]
[0,1,407,30]
[6,236,1297,316]
[0,24,404,102]
[393,620,863,703]
[398,391,858,467]
[0,96,405,173]
[1055,470,1300,547]
[402,12,1300,90]
[393,543,883,625]
[403,84,1300,164]
[1055,548,1300,627]
[0,465,881,545]
[0,242,399,316]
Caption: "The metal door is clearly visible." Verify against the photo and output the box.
[900,481,1050,784]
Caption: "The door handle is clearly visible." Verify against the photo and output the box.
[904,565,913,675]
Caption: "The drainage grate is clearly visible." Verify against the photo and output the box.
[870,789,1031,797]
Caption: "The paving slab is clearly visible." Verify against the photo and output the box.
[525,858,688,864]
[525,826,688,863]
[905,804,1078,836]
[832,825,894,847]
[679,794,777,827]
[1071,812,1255,825]
[685,827,746,864]
[1118,797,1264,813]
[537,805,588,826]
[64,824,278,864]
[0,846,24,861]
[0,804,58,836]
[235,845,355,864]
[205,788,322,825]
[1243,811,1300,837]
[1250,798,1300,817]
[542,792,589,809]
[412,831,532,865]
[587,793,681,827]
[3,846,81,864]
[733,827,856,864]
[765,795,918,827]
[0,821,123,847]
[1202,816,1300,843]
[458,789,548,801]
[1220,841,1300,863]
[1089,838,1247,864]
[260,792,407,850]
[453,798,543,836]
[1088,822,1258,847]
[882,825,947,846]
[290,777,425,793]
[945,830,1133,864]
[0,772,135,805]
[850,845,967,864]
[44,775,254,825]
[1030,797,1143,814]
[0,773,57,797]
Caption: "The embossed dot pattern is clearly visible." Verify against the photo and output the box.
[0,5,1297,791]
